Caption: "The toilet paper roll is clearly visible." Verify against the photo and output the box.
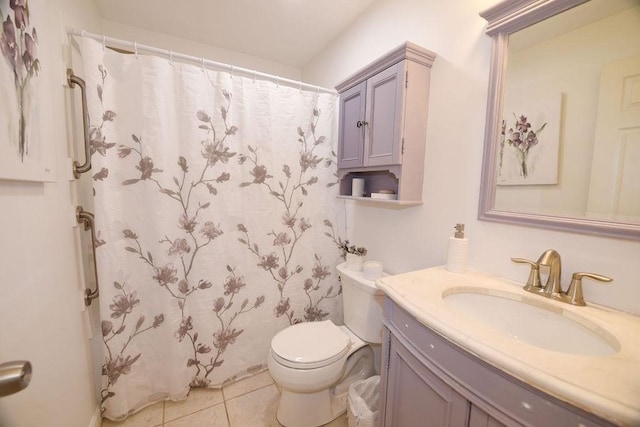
[363,261,383,281]
[446,237,468,273]
[351,178,365,197]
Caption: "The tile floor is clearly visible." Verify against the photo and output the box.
[101,371,349,427]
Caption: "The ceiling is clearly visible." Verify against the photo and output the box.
[94,0,377,68]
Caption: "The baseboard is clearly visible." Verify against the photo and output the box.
[88,405,102,427]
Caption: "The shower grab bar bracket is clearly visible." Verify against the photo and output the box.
[67,69,91,178]
[77,206,99,306]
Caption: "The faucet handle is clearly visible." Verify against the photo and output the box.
[511,258,543,293]
[564,272,613,306]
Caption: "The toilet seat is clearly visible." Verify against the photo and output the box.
[271,320,351,369]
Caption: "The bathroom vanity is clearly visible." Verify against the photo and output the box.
[376,268,640,427]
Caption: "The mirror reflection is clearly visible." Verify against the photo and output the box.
[493,0,640,224]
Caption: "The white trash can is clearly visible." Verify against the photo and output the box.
[347,375,380,427]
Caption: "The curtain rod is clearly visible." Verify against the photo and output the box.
[67,28,337,95]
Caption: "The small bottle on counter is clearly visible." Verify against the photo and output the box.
[446,223,468,273]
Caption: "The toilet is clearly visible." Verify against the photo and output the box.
[268,262,385,427]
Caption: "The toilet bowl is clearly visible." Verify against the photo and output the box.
[268,263,385,427]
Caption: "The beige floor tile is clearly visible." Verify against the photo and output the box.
[223,370,274,400]
[225,384,282,427]
[323,412,348,427]
[164,388,225,422]
[101,402,164,427]
[164,403,229,427]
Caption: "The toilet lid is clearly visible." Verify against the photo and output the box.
[271,320,351,369]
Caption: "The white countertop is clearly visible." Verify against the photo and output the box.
[376,266,640,426]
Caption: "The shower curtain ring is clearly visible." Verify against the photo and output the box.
[230,65,234,79]
[134,42,138,58]
[102,35,106,51]
[168,50,173,65]
[253,70,257,83]
[201,57,206,72]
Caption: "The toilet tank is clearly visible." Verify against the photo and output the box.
[337,263,385,344]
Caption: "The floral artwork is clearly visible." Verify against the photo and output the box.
[81,36,342,420]
[0,0,51,181]
[0,0,39,161]
[497,95,561,186]
[500,114,547,179]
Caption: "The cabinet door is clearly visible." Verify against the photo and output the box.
[382,334,468,427]
[337,81,366,168]
[364,62,406,167]
[468,404,507,427]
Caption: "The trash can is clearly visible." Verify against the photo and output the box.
[347,375,380,427]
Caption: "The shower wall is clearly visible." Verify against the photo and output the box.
[0,0,102,426]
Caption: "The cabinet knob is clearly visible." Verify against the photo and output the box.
[356,120,368,128]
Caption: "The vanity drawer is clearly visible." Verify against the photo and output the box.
[383,298,617,427]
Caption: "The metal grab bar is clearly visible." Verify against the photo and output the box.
[67,69,91,178]
[77,206,99,306]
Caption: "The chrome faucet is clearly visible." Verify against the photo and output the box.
[511,249,613,306]
[537,249,562,296]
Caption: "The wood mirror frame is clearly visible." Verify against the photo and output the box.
[477,0,640,240]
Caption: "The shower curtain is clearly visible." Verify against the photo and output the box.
[79,37,345,420]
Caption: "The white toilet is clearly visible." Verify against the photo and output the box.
[268,262,385,427]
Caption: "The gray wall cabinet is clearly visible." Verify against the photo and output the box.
[335,42,436,205]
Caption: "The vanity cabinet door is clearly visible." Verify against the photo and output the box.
[382,332,468,427]
[468,404,507,427]
[337,81,366,168]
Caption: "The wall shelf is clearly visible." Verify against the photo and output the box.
[336,195,423,207]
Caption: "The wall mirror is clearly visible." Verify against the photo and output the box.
[478,0,640,240]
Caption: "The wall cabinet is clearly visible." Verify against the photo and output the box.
[335,42,436,205]
[379,298,617,427]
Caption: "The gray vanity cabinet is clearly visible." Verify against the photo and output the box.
[384,332,469,426]
[335,42,436,204]
[379,298,618,427]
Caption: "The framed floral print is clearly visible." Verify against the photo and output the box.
[0,0,54,182]
[497,94,562,186]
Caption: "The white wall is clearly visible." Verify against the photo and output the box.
[101,20,302,81]
[303,0,640,315]
[0,0,103,426]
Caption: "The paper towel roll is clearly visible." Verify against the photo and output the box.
[446,237,468,273]
[351,178,365,197]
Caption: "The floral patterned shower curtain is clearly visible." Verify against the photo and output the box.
[80,38,344,420]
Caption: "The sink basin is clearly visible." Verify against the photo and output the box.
[443,288,619,356]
